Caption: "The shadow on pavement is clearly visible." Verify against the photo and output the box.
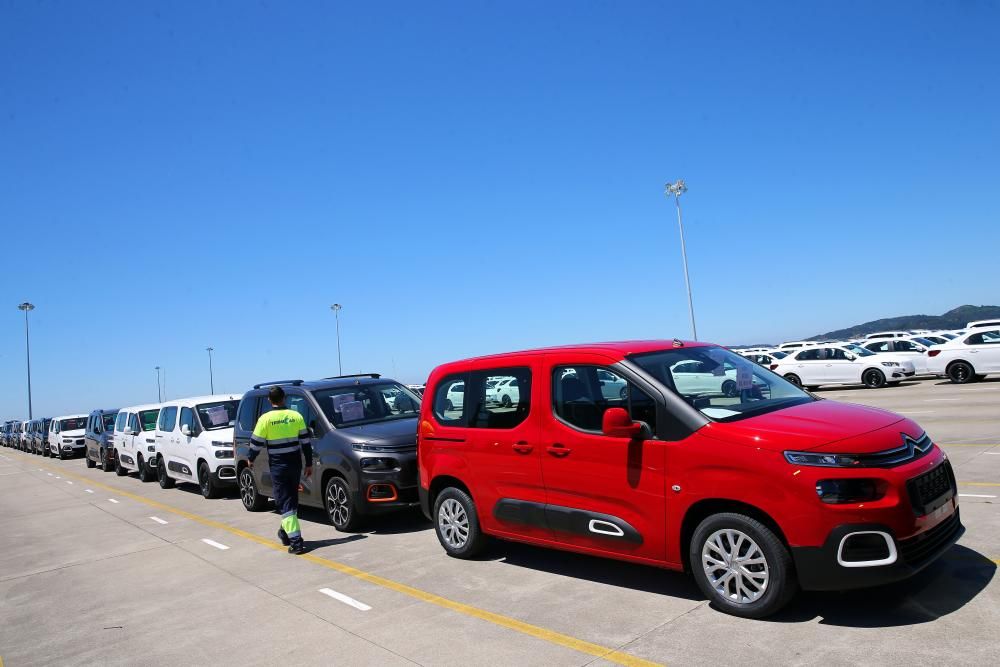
[307,534,367,550]
[772,544,995,626]
[297,505,432,536]
[488,539,702,600]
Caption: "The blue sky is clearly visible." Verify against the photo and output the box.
[2,1,998,417]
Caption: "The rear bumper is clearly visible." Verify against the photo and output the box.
[791,509,964,591]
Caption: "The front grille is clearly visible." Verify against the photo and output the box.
[353,443,416,454]
[907,459,956,515]
[898,510,961,566]
[854,433,934,468]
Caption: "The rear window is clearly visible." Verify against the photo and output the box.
[196,400,239,430]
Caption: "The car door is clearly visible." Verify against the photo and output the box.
[822,348,855,383]
[285,392,320,502]
[967,329,1000,372]
[541,356,666,563]
[430,362,550,542]
[891,340,926,373]
[174,406,198,480]
[787,348,823,385]
[155,406,178,472]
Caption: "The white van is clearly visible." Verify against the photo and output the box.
[48,414,89,459]
[153,395,240,498]
[113,403,162,481]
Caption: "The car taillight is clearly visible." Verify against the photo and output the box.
[928,350,941,357]
[770,364,779,370]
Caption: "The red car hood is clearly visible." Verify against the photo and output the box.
[700,399,921,453]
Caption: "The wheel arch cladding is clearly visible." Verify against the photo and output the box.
[429,475,473,509]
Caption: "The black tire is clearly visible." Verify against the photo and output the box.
[805,386,819,392]
[198,461,220,499]
[239,466,268,511]
[783,374,802,388]
[721,380,738,397]
[100,449,113,472]
[619,386,629,400]
[58,448,66,460]
[433,487,487,559]
[947,361,975,384]
[501,394,512,408]
[863,369,886,389]
[115,451,128,476]
[137,454,154,483]
[445,399,454,411]
[157,458,175,489]
[324,476,365,532]
[85,451,96,468]
[689,512,798,619]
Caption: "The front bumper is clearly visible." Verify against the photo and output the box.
[791,508,964,591]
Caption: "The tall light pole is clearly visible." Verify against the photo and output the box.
[155,366,162,402]
[665,179,698,340]
[330,304,343,376]
[18,302,35,419]
[206,347,215,394]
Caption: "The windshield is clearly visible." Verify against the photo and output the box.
[139,409,160,431]
[630,346,813,422]
[60,417,86,431]
[770,351,788,359]
[196,401,239,430]
[101,413,117,430]
[312,382,422,428]
[844,344,877,357]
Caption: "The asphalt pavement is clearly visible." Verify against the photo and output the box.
[1,376,998,666]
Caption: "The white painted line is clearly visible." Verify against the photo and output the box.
[66,481,73,485]
[108,498,120,504]
[898,411,934,414]
[959,493,997,499]
[150,516,169,525]
[319,588,372,611]
[924,398,960,402]
[46,472,53,476]
[54,476,61,480]
[201,539,230,551]
[85,489,94,494]
[985,452,1000,455]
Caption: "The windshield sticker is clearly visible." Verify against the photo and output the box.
[331,394,354,413]
[736,363,754,390]
[204,406,230,427]
[340,400,364,421]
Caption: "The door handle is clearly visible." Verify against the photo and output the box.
[512,442,533,454]
[547,444,571,457]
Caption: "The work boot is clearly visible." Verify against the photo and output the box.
[288,542,307,555]
[277,528,290,547]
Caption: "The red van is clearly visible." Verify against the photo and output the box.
[417,340,963,617]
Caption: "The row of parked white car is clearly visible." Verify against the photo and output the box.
[736,319,1000,389]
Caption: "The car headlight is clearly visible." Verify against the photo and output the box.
[147,446,156,452]
[214,449,234,459]
[880,362,899,367]
[815,478,883,504]
[360,457,398,471]
[784,451,860,467]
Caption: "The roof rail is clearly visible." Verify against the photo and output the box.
[252,379,304,390]
[321,373,382,380]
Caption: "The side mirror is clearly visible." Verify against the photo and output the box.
[845,353,856,361]
[181,424,192,437]
[602,407,650,439]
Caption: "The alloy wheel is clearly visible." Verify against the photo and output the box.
[701,528,770,605]
[438,498,470,549]
[327,482,350,527]
[239,469,256,508]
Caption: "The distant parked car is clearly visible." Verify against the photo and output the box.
[864,331,911,340]
[777,341,818,351]
[927,327,1000,383]
[151,395,240,498]
[30,418,51,455]
[85,408,120,471]
[112,403,161,482]
[772,344,915,389]
[862,337,933,374]
[48,414,88,459]
[966,319,1000,331]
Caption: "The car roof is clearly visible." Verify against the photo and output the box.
[91,408,120,415]
[435,340,711,368]
[158,394,240,407]
[118,403,162,413]
[244,375,402,395]
[53,413,89,421]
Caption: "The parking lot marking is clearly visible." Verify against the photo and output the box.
[108,498,120,504]
[898,411,934,414]
[21,457,661,667]
[54,476,61,479]
[924,398,960,402]
[150,516,169,525]
[319,587,372,611]
[66,480,73,484]
[201,539,230,551]
[85,489,94,494]
[960,482,1000,487]
[959,494,997,498]
[46,472,53,476]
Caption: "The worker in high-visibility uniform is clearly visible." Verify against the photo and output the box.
[248,386,313,554]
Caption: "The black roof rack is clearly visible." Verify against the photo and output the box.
[321,373,382,380]
[253,379,304,390]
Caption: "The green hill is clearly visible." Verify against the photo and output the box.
[807,305,1000,341]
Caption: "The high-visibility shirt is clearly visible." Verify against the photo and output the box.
[249,408,313,466]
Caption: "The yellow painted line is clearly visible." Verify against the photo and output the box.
[959,481,1000,487]
[18,453,661,667]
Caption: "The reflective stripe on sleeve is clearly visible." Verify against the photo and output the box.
[249,444,262,452]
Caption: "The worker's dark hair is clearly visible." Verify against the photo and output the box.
[268,386,286,405]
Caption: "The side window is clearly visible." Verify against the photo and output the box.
[553,365,656,434]
[158,406,178,432]
[179,407,196,434]
[469,367,531,429]
[830,349,849,360]
[128,414,139,432]
[236,397,257,432]
[432,374,468,425]
[795,349,819,361]
[895,340,917,352]
[965,330,1000,345]
[868,341,890,352]
[286,394,317,433]
[115,412,127,432]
